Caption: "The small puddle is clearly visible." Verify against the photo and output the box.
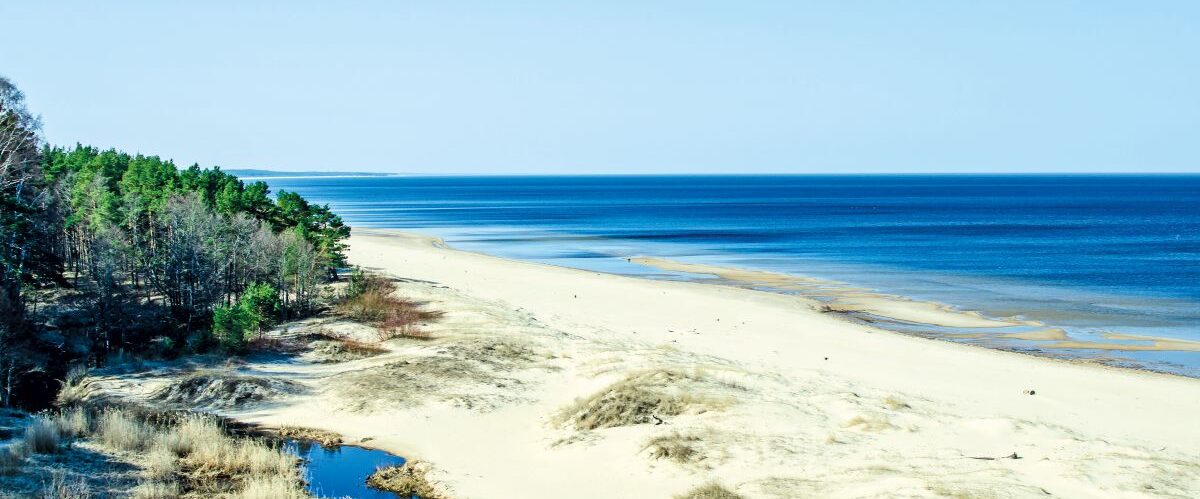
[282,439,412,498]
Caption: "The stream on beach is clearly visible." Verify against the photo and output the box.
[282,439,414,499]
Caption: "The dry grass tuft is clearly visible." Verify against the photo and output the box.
[883,395,911,410]
[131,481,179,499]
[561,370,719,430]
[25,417,61,454]
[307,332,387,363]
[0,442,30,471]
[676,482,744,499]
[843,414,896,432]
[52,407,91,438]
[96,409,155,452]
[41,469,92,499]
[277,426,342,447]
[56,366,96,407]
[144,444,178,480]
[645,432,702,464]
[233,476,309,499]
[366,460,446,499]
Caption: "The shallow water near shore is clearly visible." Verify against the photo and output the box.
[262,174,1200,376]
[282,439,411,499]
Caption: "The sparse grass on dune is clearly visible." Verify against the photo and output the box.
[675,482,744,499]
[277,426,342,447]
[645,432,702,464]
[560,370,727,430]
[307,331,388,362]
[366,460,447,499]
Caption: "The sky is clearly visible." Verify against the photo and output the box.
[2,1,1198,174]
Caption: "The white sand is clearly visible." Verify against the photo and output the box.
[91,229,1200,498]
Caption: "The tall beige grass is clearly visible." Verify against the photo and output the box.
[29,407,308,498]
[234,476,310,499]
[25,416,60,454]
[130,481,179,499]
[96,409,154,452]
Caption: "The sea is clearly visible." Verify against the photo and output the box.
[258,174,1200,377]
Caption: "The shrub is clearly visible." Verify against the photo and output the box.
[212,305,251,352]
[239,282,281,333]
[336,272,442,340]
[213,282,282,352]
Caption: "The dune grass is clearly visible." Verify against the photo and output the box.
[366,460,446,499]
[561,370,719,430]
[675,482,744,499]
[277,426,342,447]
[645,432,702,464]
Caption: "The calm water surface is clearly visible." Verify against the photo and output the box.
[261,175,1200,376]
[282,440,409,499]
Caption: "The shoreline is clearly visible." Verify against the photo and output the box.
[82,228,1200,498]
[376,229,1200,377]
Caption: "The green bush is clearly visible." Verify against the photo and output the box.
[212,283,281,352]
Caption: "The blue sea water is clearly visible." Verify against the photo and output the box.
[260,174,1200,376]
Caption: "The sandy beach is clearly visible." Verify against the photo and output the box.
[85,229,1200,498]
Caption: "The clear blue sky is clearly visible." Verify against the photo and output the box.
[3,1,1197,173]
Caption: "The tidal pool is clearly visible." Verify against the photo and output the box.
[282,439,411,498]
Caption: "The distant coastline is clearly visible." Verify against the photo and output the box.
[225,169,402,179]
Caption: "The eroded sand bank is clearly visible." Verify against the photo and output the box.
[85,230,1200,498]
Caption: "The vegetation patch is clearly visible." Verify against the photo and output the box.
[151,373,301,410]
[676,482,744,499]
[337,271,444,341]
[307,334,387,363]
[329,354,513,412]
[560,370,725,430]
[0,405,310,497]
[434,338,542,371]
[277,426,343,447]
[645,432,703,464]
[366,460,448,499]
